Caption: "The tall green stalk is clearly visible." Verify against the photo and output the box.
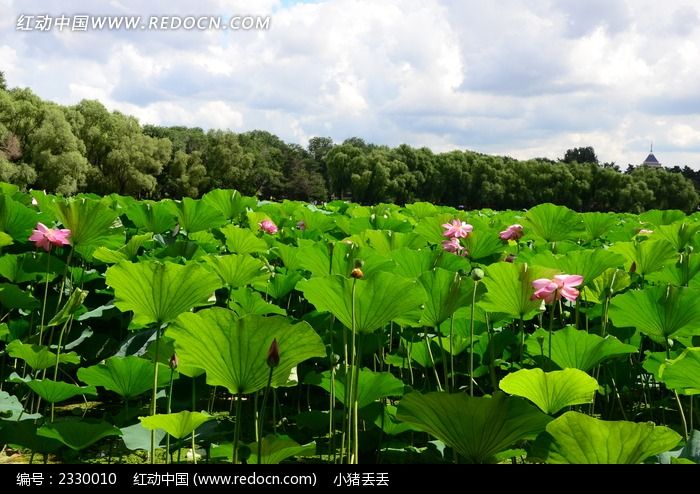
[149,326,162,464]
[257,367,274,464]
[232,394,243,464]
[469,280,479,397]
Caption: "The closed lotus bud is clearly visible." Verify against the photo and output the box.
[470,268,485,281]
[350,267,364,279]
[629,261,636,274]
[504,254,517,263]
[267,338,280,368]
[169,353,178,370]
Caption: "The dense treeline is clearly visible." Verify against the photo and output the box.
[1,83,699,212]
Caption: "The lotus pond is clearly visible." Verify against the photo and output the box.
[0,183,698,465]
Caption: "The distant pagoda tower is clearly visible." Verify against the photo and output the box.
[641,142,661,167]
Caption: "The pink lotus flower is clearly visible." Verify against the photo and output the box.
[499,224,523,241]
[296,220,306,231]
[28,223,71,252]
[442,237,468,256]
[259,219,278,234]
[442,219,473,239]
[531,274,584,304]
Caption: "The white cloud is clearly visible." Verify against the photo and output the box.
[2,0,700,168]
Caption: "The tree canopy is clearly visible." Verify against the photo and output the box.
[0,85,698,212]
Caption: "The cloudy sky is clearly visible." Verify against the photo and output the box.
[2,0,700,168]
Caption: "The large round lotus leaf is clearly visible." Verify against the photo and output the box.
[418,268,475,327]
[51,197,125,260]
[397,391,551,464]
[499,368,598,414]
[525,326,637,372]
[25,379,97,404]
[305,367,405,408]
[479,262,543,321]
[536,411,681,464]
[168,309,325,395]
[658,347,700,395]
[609,285,700,344]
[6,340,80,370]
[523,203,583,243]
[139,411,213,440]
[297,272,425,334]
[37,419,122,451]
[247,435,316,464]
[609,239,677,276]
[78,356,174,400]
[204,254,268,288]
[105,260,222,326]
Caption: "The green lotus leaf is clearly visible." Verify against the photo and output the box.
[120,422,166,451]
[0,253,65,283]
[479,262,543,321]
[105,260,221,326]
[77,356,174,400]
[418,269,476,327]
[204,254,268,288]
[252,271,303,299]
[525,326,637,372]
[247,435,316,464]
[168,310,325,395]
[139,411,213,440]
[297,272,425,334]
[609,285,700,344]
[221,225,269,255]
[462,219,507,261]
[25,379,97,404]
[390,248,435,279]
[656,222,700,252]
[51,197,125,260]
[126,200,177,234]
[47,288,88,328]
[228,288,286,317]
[305,367,405,408]
[499,368,598,414]
[354,230,425,256]
[37,418,122,451]
[640,209,686,227]
[523,203,584,243]
[6,340,80,370]
[92,233,153,264]
[297,241,393,278]
[0,421,62,453]
[413,213,455,244]
[0,194,40,242]
[529,249,624,287]
[0,391,25,420]
[201,189,255,221]
[535,411,681,464]
[168,197,226,234]
[0,283,39,310]
[397,391,551,464]
[647,255,700,287]
[609,239,677,276]
[580,268,631,304]
[581,212,617,240]
[658,347,700,395]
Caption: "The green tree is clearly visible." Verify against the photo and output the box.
[72,100,172,196]
[563,146,598,165]
[631,166,698,212]
[204,130,255,194]
[30,105,90,195]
